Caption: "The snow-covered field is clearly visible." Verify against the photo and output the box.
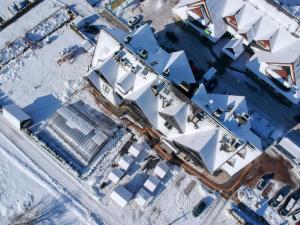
[0,0,64,49]
[0,132,89,225]
[0,26,91,130]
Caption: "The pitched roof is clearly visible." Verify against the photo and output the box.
[159,102,188,133]
[125,78,159,128]
[167,128,222,172]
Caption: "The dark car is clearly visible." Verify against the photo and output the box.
[278,195,298,216]
[205,78,218,92]
[269,185,291,207]
[291,208,300,221]
[256,174,273,191]
[256,178,268,191]
[192,200,207,217]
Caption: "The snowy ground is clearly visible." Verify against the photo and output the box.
[0,25,91,131]
[0,132,91,225]
[0,0,64,49]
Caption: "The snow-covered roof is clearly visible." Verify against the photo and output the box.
[108,168,125,184]
[144,175,160,193]
[125,78,159,127]
[159,102,188,133]
[253,17,278,41]
[3,104,31,123]
[278,137,300,160]
[222,38,244,60]
[122,24,196,85]
[128,145,141,158]
[167,128,222,172]
[110,185,133,208]
[235,4,262,33]
[192,87,262,150]
[135,188,152,207]
[118,154,134,171]
[254,39,300,64]
[153,162,169,179]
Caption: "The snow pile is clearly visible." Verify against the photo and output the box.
[0,38,28,66]
[237,186,287,225]
[26,8,71,42]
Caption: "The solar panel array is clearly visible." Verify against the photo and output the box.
[47,105,109,166]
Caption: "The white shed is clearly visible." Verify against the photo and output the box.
[110,185,133,208]
[71,15,86,30]
[144,175,160,193]
[153,162,169,179]
[108,168,125,184]
[118,154,134,171]
[80,40,93,52]
[128,145,141,158]
[222,38,244,60]
[135,188,152,207]
[2,104,31,130]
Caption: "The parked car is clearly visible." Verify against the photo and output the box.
[290,208,300,221]
[256,174,273,191]
[278,196,298,216]
[128,15,142,27]
[192,200,207,217]
[256,178,268,191]
[269,185,291,207]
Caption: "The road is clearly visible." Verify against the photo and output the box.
[0,116,125,225]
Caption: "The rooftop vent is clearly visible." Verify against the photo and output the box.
[162,68,170,77]
[124,35,132,44]
[138,49,148,59]
[213,108,224,118]
[151,82,163,96]
[235,112,250,126]
[227,102,235,112]
[179,81,190,93]
[113,51,122,61]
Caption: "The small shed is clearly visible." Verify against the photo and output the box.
[128,145,141,158]
[118,154,134,171]
[222,38,244,60]
[110,185,133,208]
[153,162,169,179]
[2,104,32,130]
[144,175,160,193]
[135,188,152,207]
[108,168,125,184]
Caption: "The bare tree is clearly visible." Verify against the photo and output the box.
[9,196,67,225]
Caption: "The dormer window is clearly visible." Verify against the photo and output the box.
[213,108,224,118]
[164,121,173,130]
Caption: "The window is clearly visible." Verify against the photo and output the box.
[164,121,173,130]
[102,84,110,94]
